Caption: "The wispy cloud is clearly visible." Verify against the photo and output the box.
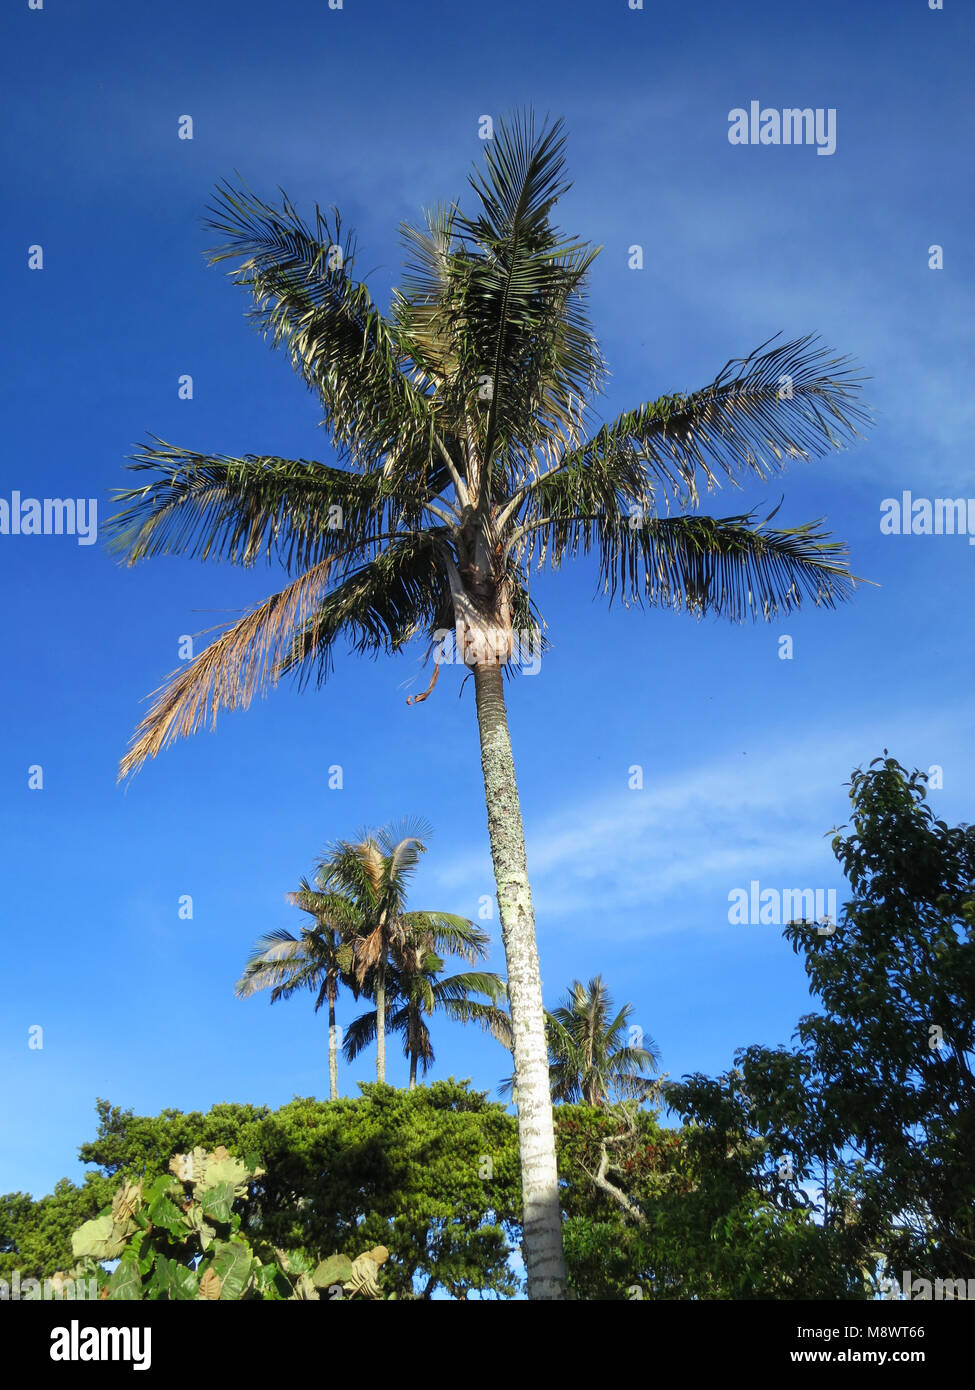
[432,704,973,942]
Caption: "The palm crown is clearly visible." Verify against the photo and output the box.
[496,974,660,1107]
[107,112,866,774]
[547,975,660,1107]
[236,822,484,1091]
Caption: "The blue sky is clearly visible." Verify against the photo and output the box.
[2,0,973,1197]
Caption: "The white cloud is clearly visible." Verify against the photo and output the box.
[432,704,974,942]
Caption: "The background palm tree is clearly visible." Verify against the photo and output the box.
[547,975,660,1106]
[496,975,660,1107]
[107,112,869,1297]
[342,923,508,1089]
[234,876,358,1101]
[316,821,482,1084]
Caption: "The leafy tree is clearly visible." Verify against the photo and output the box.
[73,1083,521,1299]
[69,1146,391,1300]
[557,1100,866,1300]
[781,756,975,1285]
[342,923,508,1088]
[661,1065,869,1300]
[106,111,869,1295]
[662,757,975,1297]
[236,875,359,1100]
[0,1175,114,1284]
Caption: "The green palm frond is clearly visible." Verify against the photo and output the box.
[547,334,869,507]
[105,444,401,571]
[624,510,858,618]
[519,501,860,617]
[203,180,435,473]
[400,912,489,963]
[454,113,605,489]
[279,530,453,690]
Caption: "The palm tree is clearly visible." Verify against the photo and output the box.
[316,821,481,1084]
[106,112,869,1297]
[342,923,508,1089]
[547,976,660,1107]
[234,876,358,1101]
[496,975,660,1107]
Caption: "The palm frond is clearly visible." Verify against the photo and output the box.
[621,509,859,618]
[455,112,605,490]
[549,334,869,506]
[278,530,452,689]
[400,912,488,962]
[105,444,401,571]
[203,180,434,473]
[118,559,334,779]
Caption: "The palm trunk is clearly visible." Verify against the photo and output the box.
[327,997,339,1102]
[472,660,566,1300]
[409,1053,417,1090]
[376,959,386,1083]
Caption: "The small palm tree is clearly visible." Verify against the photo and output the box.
[547,976,659,1106]
[234,876,358,1100]
[108,112,869,1296]
[343,923,508,1089]
[497,975,659,1107]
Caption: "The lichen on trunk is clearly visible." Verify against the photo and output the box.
[471,658,566,1300]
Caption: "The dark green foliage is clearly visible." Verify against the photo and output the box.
[783,757,975,1283]
[556,1103,864,1300]
[0,1174,114,1283]
[662,757,975,1297]
[33,1082,520,1299]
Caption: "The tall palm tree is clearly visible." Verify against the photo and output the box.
[342,923,508,1089]
[316,821,479,1084]
[234,876,358,1101]
[106,112,869,1297]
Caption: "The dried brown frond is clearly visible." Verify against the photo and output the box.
[118,560,334,780]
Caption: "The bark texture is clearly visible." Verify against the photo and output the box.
[328,998,338,1102]
[376,961,386,1083]
[472,659,567,1299]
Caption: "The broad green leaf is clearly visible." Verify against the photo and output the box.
[108,1251,143,1301]
[148,1255,198,1301]
[312,1253,354,1287]
[209,1239,253,1301]
[199,1180,236,1223]
[147,1188,190,1238]
[71,1213,131,1261]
